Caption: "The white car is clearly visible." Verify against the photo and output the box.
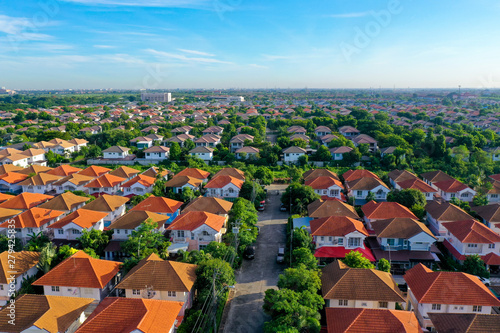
[476,275,490,286]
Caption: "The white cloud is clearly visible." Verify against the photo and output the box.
[178,49,215,57]
[60,0,211,9]
[248,63,267,69]
[327,12,370,18]
[93,44,116,49]
[146,49,233,64]
[0,14,53,41]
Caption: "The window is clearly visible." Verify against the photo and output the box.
[132,289,140,295]
[329,237,333,242]
[338,300,348,306]
[0,285,3,290]
[178,230,185,237]
[461,193,469,198]
[202,231,210,236]
[348,238,361,247]
[57,230,64,235]
[116,230,120,234]
[450,193,456,198]
[387,239,395,246]
[320,236,324,241]
[379,302,388,308]
[27,228,34,233]
[489,244,495,249]
[356,191,363,197]
[228,188,234,194]
[492,194,499,199]
[338,238,343,245]
[125,230,128,234]
[473,305,482,312]
[168,291,177,297]
[468,244,478,248]
[51,286,60,292]
[37,186,42,190]
[330,190,339,196]
[72,229,81,235]
[361,302,367,307]
[431,304,441,311]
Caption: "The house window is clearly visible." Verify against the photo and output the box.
[489,244,495,249]
[450,193,456,198]
[348,238,361,247]
[468,244,478,248]
[178,231,185,237]
[338,300,348,306]
[461,193,469,198]
[338,238,343,245]
[52,286,60,292]
[361,302,367,307]
[72,230,81,235]
[132,289,140,295]
[228,188,234,194]
[320,236,324,241]
[492,194,499,199]
[431,304,441,311]
[202,231,210,236]
[116,230,120,234]
[27,228,34,233]
[37,186,42,190]
[387,239,395,246]
[125,230,128,234]
[473,306,482,312]
[0,285,3,290]
[330,190,339,196]
[379,302,388,308]
[168,291,177,297]
[329,237,333,242]
[356,191,363,197]
[57,230,64,235]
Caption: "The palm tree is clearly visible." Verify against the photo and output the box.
[37,243,57,274]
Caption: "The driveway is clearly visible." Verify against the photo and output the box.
[221,184,289,333]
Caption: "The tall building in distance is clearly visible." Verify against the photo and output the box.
[141,92,172,103]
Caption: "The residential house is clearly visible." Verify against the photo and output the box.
[165,175,203,194]
[472,203,500,234]
[0,192,53,211]
[0,172,29,193]
[425,201,474,239]
[202,126,223,135]
[78,165,111,178]
[320,134,339,146]
[52,173,95,194]
[48,209,108,241]
[368,218,437,273]
[69,138,88,152]
[210,168,244,181]
[229,134,254,152]
[428,313,500,333]
[171,126,193,135]
[362,201,417,230]
[387,169,418,188]
[21,148,47,165]
[321,260,405,309]
[314,126,332,137]
[305,176,344,200]
[38,191,90,216]
[18,173,63,194]
[342,169,379,182]
[182,196,233,217]
[46,164,82,177]
[102,146,131,159]
[236,146,260,159]
[404,264,500,331]
[75,297,183,333]
[115,254,196,315]
[194,134,220,148]
[339,125,360,137]
[189,146,214,161]
[308,199,359,219]
[84,174,125,196]
[329,146,353,160]
[80,194,129,227]
[432,178,476,202]
[121,174,155,197]
[33,251,121,303]
[0,294,94,333]
[204,175,244,199]
[351,134,378,152]
[287,126,306,135]
[130,196,183,225]
[144,146,170,160]
[129,136,153,149]
[142,166,170,180]
[311,216,373,263]
[16,165,52,176]
[0,251,40,306]
[167,211,226,252]
[346,177,390,205]
[282,146,307,163]
[303,169,340,182]
[175,168,210,182]
[397,178,438,201]
[164,133,195,147]
[109,166,140,181]
[485,180,500,203]
[0,153,30,168]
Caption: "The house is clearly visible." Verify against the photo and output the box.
[311,216,373,263]
[0,294,94,333]
[433,178,476,202]
[142,166,170,180]
[204,175,244,199]
[109,165,140,181]
[442,219,500,265]
[362,201,417,230]
[75,297,184,333]
[52,173,95,194]
[472,203,500,234]
[0,251,40,306]
[428,313,500,333]
[165,175,203,194]
[236,146,260,159]
[212,168,245,181]
[84,174,126,196]
[314,126,332,137]
[81,194,129,227]
[282,146,307,163]
[171,125,193,135]
[420,170,454,189]
[189,146,214,161]
[380,146,398,157]
[485,181,500,203]
[16,165,52,175]
[78,165,111,178]
[115,254,196,315]
[308,199,359,219]
[319,134,339,146]
[325,308,422,333]
[229,134,254,152]
[404,264,500,331]
[0,192,53,211]
[130,196,183,225]
[387,169,418,188]
[46,164,83,177]
[290,133,310,143]
[368,218,437,273]
[0,153,30,168]
[194,134,220,148]
[102,146,131,159]
[0,172,29,193]
[47,209,108,241]
[144,145,170,160]
[287,125,306,135]
[175,168,210,182]
[342,169,379,182]
[202,125,223,135]
[321,260,405,309]
[33,251,121,303]
[339,125,360,137]
[346,177,390,205]
[121,174,155,197]
[329,146,353,160]
[164,133,195,147]
[0,207,64,243]
[396,178,437,201]
[167,211,226,252]
[305,176,344,200]
[350,134,378,152]
[425,201,474,239]
[129,136,153,149]
[303,169,340,181]
[18,173,63,194]
[38,191,90,216]
[182,196,233,217]
[69,138,88,151]
[21,148,47,165]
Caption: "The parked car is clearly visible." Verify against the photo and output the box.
[476,275,490,286]
[257,201,265,211]
[276,247,285,263]
[280,204,287,212]
[244,246,255,260]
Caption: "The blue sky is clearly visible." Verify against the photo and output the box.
[1,0,500,89]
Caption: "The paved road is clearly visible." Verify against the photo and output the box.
[222,185,288,333]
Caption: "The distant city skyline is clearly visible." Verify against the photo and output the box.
[1,0,500,89]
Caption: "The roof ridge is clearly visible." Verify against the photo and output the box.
[344,308,364,332]
[465,314,478,333]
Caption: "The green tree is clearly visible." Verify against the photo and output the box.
[195,258,235,304]
[292,227,315,252]
[122,220,171,261]
[277,264,321,293]
[298,154,309,166]
[0,235,22,252]
[181,187,196,202]
[462,255,490,278]
[170,142,182,160]
[365,191,376,202]
[37,242,57,273]
[312,145,331,161]
[473,194,489,206]
[387,189,426,210]
[254,166,274,185]
[24,232,51,251]
[377,258,391,273]
[342,251,375,269]
[291,248,317,270]
[281,183,320,214]
[77,229,110,257]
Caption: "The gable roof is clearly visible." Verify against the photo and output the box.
[420,170,454,183]
[321,260,404,302]
[443,219,500,244]
[0,251,39,284]
[33,251,121,289]
[0,294,93,333]
[212,168,245,180]
[308,199,359,219]
[282,146,307,154]
[0,172,29,184]
[38,191,90,211]
[131,196,183,214]
[175,168,210,179]
[303,169,340,181]
[397,178,437,193]
[167,211,225,232]
[108,210,168,230]
[428,313,500,333]
[164,175,202,188]
[17,173,62,186]
[204,175,244,189]
[0,207,64,229]
[0,193,14,203]
[404,264,500,306]
[472,203,500,223]
[47,209,108,229]
[346,177,389,191]
[387,169,418,183]
[342,169,379,182]
[362,201,417,220]
[305,176,344,190]
[371,218,435,240]
[46,165,82,177]
[102,146,130,153]
[52,173,96,187]
[16,165,53,175]
[121,174,156,188]
[76,297,183,333]
[108,166,141,179]
[425,201,473,221]
[116,255,197,292]
[182,196,233,215]
[82,194,129,212]
[84,174,125,189]
[433,179,470,192]
[310,216,368,237]
[78,165,111,178]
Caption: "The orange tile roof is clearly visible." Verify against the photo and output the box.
[33,251,121,289]
[109,165,141,179]
[164,175,202,188]
[0,207,22,221]
[46,165,82,177]
[82,194,129,212]
[167,211,225,232]
[76,297,183,333]
[212,168,245,180]
[78,165,111,177]
[310,216,367,237]
[182,196,233,215]
[16,165,53,175]
[17,173,63,186]
[443,219,500,244]
[0,192,14,203]
[397,178,437,192]
[175,168,210,179]
[84,174,125,189]
[204,175,244,189]
[362,201,417,220]
[0,164,24,174]
[38,191,89,211]
[131,196,183,214]
[342,169,379,182]
[0,207,64,229]
[0,171,29,184]
[121,174,156,188]
[404,264,500,306]
[47,209,108,229]
[108,210,168,230]
[0,251,40,284]
[434,179,469,192]
[308,199,359,219]
[305,176,344,190]
[0,192,53,210]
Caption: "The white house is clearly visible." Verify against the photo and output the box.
[144,145,170,160]
[47,209,108,240]
[80,194,129,227]
[121,174,155,197]
[329,146,353,160]
[0,251,39,306]
[0,172,28,193]
[21,148,46,165]
[282,146,307,163]
[18,173,62,194]
[102,146,131,159]
[189,146,214,161]
[204,175,244,199]
[425,201,474,239]
[304,176,344,200]
[52,173,95,194]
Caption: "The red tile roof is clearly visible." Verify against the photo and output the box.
[121,174,156,188]
[175,168,210,179]
[310,216,367,237]
[78,165,111,177]
[0,192,53,210]
[305,176,344,190]
[362,201,417,220]
[204,175,244,189]
[342,169,379,182]
[397,178,437,192]
[443,219,500,244]
[167,211,225,232]
[434,179,469,192]
[131,196,183,214]
[0,207,64,229]
[84,174,125,189]
[47,209,108,229]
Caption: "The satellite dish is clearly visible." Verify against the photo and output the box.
[141,286,156,299]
